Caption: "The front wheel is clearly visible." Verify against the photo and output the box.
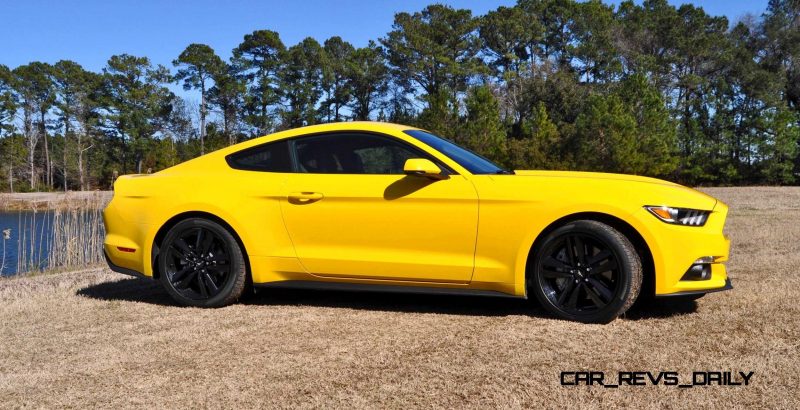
[529,220,642,324]
[158,218,247,307]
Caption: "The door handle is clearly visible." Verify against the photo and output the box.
[288,192,324,204]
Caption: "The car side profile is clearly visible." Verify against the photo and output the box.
[103,121,731,323]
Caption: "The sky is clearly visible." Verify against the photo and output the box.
[0,0,770,99]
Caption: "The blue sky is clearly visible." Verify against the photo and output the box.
[0,0,769,100]
[1,0,770,72]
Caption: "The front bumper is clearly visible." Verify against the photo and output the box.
[655,278,732,298]
[639,198,732,296]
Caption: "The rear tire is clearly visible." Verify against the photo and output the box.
[158,218,247,307]
[529,220,642,324]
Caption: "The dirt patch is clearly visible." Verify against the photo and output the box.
[1,187,798,408]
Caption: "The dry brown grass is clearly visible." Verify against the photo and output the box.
[0,191,111,211]
[1,187,798,408]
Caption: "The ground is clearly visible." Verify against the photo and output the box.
[0,187,798,408]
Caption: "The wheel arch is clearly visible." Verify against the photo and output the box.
[524,212,655,299]
[151,211,252,281]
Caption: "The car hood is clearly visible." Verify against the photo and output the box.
[508,170,719,211]
[513,170,680,186]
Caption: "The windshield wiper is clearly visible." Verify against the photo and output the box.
[495,169,515,175]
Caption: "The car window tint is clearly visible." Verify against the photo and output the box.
[295,133,422,174]
[226,140,292,172]
[404,129,506,174]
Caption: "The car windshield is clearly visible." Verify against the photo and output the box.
[404,129,511,175]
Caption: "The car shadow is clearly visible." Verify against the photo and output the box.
[76,277,698,320]
[625,297,699,320]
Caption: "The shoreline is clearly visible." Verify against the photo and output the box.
[0,191,112,211]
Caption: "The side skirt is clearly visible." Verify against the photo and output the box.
[254,280,524,299]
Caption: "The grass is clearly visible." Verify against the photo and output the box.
[0,191,111,211]
[0,187,798,408]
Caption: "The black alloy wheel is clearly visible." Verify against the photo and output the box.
[158,218,247,307]
[530,220,642,323]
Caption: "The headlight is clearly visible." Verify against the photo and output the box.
[644,206,710,226]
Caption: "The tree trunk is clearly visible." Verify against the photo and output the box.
[8,167,12,193]
[40,111,51,190]
[63,120,69,192]
[224,106,232,146]
[200,78,206,155]
[77,131,85,191]
[25,109,36,191]
[29,144,35,191]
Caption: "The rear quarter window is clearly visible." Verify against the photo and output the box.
[226,140,292,172]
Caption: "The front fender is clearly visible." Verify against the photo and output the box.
[510,203,656,297]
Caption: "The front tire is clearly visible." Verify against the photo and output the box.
[158,218,247,307]
[529,220,642,324]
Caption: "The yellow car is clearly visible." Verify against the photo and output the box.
[103,121,731,323]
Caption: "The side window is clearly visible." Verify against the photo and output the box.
[226,140,292,172]
[294,133,428,174]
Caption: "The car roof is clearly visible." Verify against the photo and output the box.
[254,121,417,144]
[163,122,427,175]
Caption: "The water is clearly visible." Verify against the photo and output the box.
[0,211,55,275]
[0,209,104,276]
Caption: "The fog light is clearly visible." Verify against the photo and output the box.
[681,257,714,281]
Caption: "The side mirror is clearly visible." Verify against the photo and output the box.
[403,158,446,180]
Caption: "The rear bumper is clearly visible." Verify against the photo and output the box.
[103,200,151,276]
[104,250,147,279]
[655,278,732,298]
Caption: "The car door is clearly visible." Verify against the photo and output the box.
[279,132,479,283]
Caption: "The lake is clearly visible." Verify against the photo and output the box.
[0,209,105,276]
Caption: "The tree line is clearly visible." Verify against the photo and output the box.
[0,0,798,192]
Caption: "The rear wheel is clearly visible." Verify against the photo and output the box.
[529,220,642,324]
[158,218,246,307]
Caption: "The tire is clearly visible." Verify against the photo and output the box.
[529,220,642,324]
[158,218,247,307]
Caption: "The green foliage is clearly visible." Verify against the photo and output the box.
[102,54,175,174]
[461,85,507,163]
[232,30,285,134]
[574,94,639,173]
[382,4,485,96]
[0,65,16,137]
[2,0,800,191]
[614,74,678,177]
[416,89,460,139]
[508,102,566,170]
[278,37,325,128]
[173,44,225,92]
[208,65,246,144]
[173,44,225,154]
[758,106,800,184]
[321,37,355,122]
[346,41,389,121]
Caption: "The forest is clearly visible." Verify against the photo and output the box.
[0,0,798,192]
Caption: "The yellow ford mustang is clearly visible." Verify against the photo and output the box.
[103,122,731,323]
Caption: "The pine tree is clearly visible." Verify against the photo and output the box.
[461,85,507,164]
[232,30,285,135]
[173,44,225,154]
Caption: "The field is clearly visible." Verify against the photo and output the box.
[0,187,798,408]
